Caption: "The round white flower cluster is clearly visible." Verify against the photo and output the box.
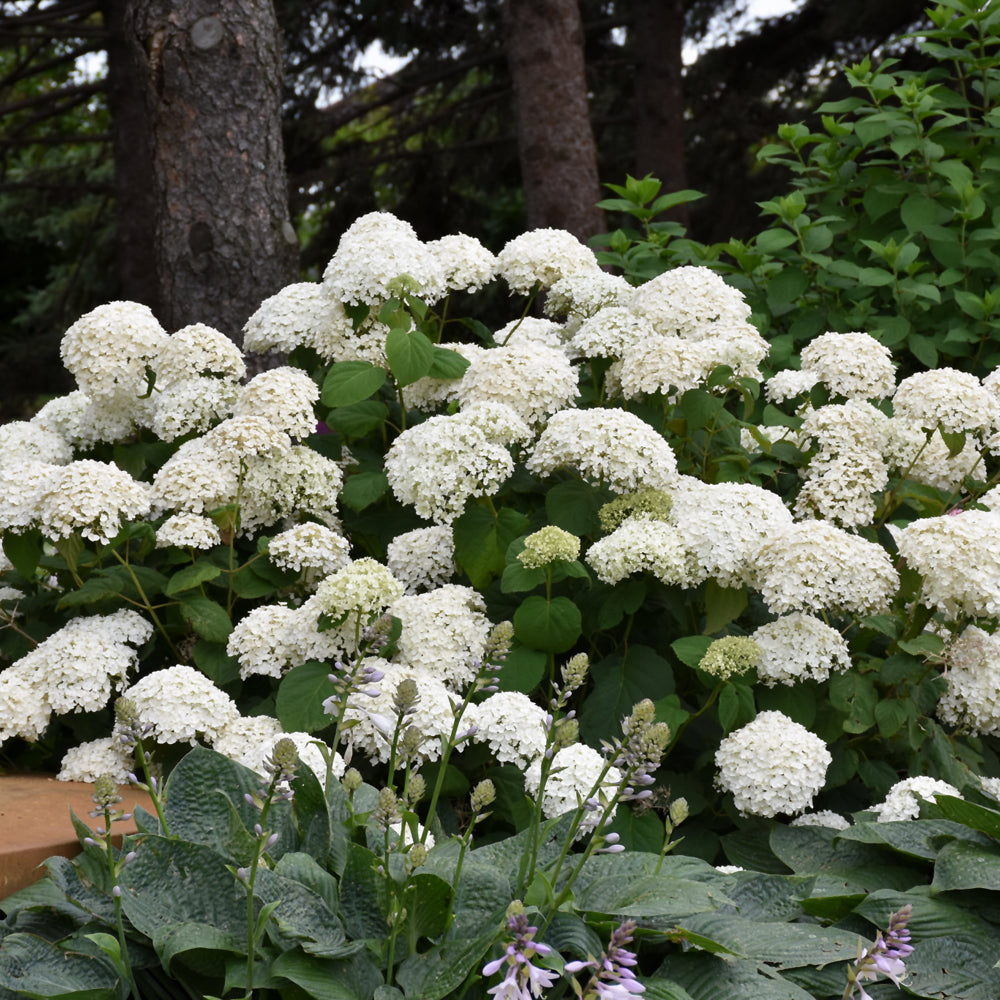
[313,557,404,621]
[203,415,291,461]
[386,525,456,594]
[458,340,578,427]
[227,603,317,680]
[0,610,152,743]
[323,212,447,305]
[755,520,899,616]
[149,376,241,442]
[0,421,72,472]
[240,446,345,532]
[526,408,677,493]
[699,636,761,680]
[212,714,285,761]
[586,515,693,587]
[497,228,600,294]
[31,390,137,450]
[0,461,61,532]
[519,526,581,569]
[938,625,1000,736]
[764,368,817,404]
[545,272,632,332]
[669,479,792,588]
[60,300,168,402]
[385,406,531,523]
[234,367,320,440]
[798,331,896,400]
[471,691,548,767]
[268,522,351,584]
[390,585,492,690]
[123,665,240,745]
[153,323,246,383]
[790,810,851,830]
[37,460,152,544]
[890,510,1000,620]
[155,512,221,550]
[237,730,345,791]
[339,662,457,764]
[57,736,136,783]
[570,306,655,359]
[872,776,960,822]
[427,233,497,292]
[243,282,345,356]
[892,367,998,434]
[629,266,750,337]
[151,438,240,516]
[884,418,984,492]
[752,613,852,687]
[524,742,622,835]
[715,711,831,818]
[494,317,569,353]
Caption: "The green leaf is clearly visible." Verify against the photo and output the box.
[192,639,241,686]
[703,581,748,634]
[0,933,119,1000]
[165,559,223,596]
[453,505,530,589]
[754,228,799,252]
[386,327,435,386]
[496,643,547,694]
[671,635,714,669]
[427,346,471,379]
[321,360,387,407]
[545,479,605,536]
[931,794,1000,841]
[153,923,245,977]
[718,683,755,733]
[179,594,232,642]
[340,470,390,512]
[513,595,582,653]
[277,662,338,734]
[325,400,390,440]
[271,951,382,1000]
[500,559,546,594]
[2,529,42,580]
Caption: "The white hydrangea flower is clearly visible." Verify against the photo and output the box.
[243,282,345,356]
[798,331,895,400]
[669,479,793,589]
[213,714,285,761]
[268,522,351,584]
[458,340,578,427]
[629,266,750,338]
[497,228,600,294]
[386,525,457,593]
[339,662,457,764]
[519,526,581,569]
[526,408,677,493]
[752,613,852,687]
[544,272,633,333]
[149,377,241,441]
[57,737,134,783]
[153,323,246,384]
[884,418,985,492]
[313,558,404,621]
[427,233,497,292]
[0,460,61,532]
[31,390,138,450]
[892,368,998,435]
[151,438,240,515]
[234,367,320,440]
[203,415,291,461]
[0,669,52,743]
[155,512,222,550]
[402,342,485,413]
[978,776,1000,802]
[385,410,523,523]
[37,460,151,543]
[524,743,621,835]
[873,776,960,822]
[390,585,492,690]
[765,368,817,403]
[699,636,761,680]
[60,300,168,401]
[586,515,694,587]
[471,691,548,766]
[715,711,831,818]
[493,317,570,354]
[123,665,240,745]
[237,730,345,791]
[620,335,717,399]
[460,401,534,446]
[228,604,309,680]
[323,212,446,305]
[790,810,851,830]
[570,306,657,359]
[890,510,1000,620]
[6,610,151,717]
[715,865,745,874]
[0,421,73,471]
[755,520,899,616]
[938,625,1000,736]
[240,445,344,533]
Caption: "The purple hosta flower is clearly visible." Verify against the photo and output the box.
[847,904,914,1000]
[566,919,645,999]
[483,912,557,1000]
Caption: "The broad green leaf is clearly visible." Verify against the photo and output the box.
[427,345,471,379]
[545,479,606,536]
[658,954,814,1000]
[932,839,1000,892]
[453,505,530,589]
[575,871,728,922]
[931,794,1000,840]
[165,559,222,596]
[325,400,390,439]
[0,932,119,1000]
[271,950,382,1000]
[500,559,546,593]
[718,683,755,733]
[152,922,245,977]
[321,361,387,407]
[178,594,232,642]
[192,639,240,686]
[496,643,547,694]
[513,595,581,653]
[2,529,42,580]
[277,662,338,734]
[386,327,435,386]
[671,635,714,669]
[703,581,747,634]
[340,470,390,512]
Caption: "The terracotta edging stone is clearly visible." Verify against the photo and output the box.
[0,775,154,901]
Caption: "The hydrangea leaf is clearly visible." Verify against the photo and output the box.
[277,662,338,734]
[512,595,582,653]
[164,559,223,596]
[321,360,387,407]
[385,327,435,386]
[179,594,232,643]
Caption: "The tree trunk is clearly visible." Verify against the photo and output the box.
[633,0,689,227]
[502,0,605,241]
[123,0,298,340]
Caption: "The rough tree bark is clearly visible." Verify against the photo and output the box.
[633,0,689,227]
[122,0,298,340]
[501,0,605,241]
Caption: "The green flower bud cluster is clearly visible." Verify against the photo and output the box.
[700,635,761,680]
[599,488,673,532]
[518,525,581,569]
